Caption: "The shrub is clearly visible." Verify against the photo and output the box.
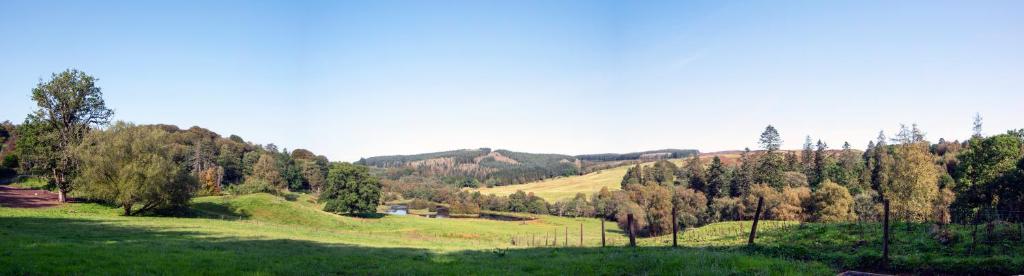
[710,197,744,222]
[811,180,854,222]
[776,186,811,221]
[673,187,707,228]
[226,179,278,195]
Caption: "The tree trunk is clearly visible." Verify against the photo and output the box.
[123,204,133,216]
[58,189,67,203]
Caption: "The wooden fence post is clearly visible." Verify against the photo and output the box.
[748,196,764,245]
[564,226,568,246]
[882,199,890,268]
[601,219,606,247]
[580,223,583,247]
[627,213,637,247]
[672,205,678,248]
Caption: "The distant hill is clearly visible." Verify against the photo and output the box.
[357,148,698,187]
[576,149,698,162]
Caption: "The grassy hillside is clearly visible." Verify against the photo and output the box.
[0,193,832,275]
[472,163,634,202]
[471,152,748,202]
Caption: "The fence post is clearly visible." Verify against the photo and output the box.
[627,213,637,247]
[554,229,558,246]
[672,205,678,247]
[580,223,583,247]
[601,219,606,247]
[564,226,568,246]
[748,196,764,245]
[882,199,890,268]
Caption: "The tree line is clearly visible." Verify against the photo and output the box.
[383,121,1024,238]
[0,70,381,215]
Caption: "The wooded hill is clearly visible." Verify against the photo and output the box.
[356,148,698,187]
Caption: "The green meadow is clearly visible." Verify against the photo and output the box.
[0,193,832,275]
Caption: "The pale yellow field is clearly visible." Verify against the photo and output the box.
[472,164,633,202]
[472,153,739,202]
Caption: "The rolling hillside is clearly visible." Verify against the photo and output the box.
[472,152,738,202]
[0,193,831,275]
[472,163,635,202]
[358,148,697,187]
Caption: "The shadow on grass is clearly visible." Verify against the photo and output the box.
[0,216,831,275]
[187,202,252,220]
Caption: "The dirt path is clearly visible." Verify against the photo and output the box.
[0,185,60,208]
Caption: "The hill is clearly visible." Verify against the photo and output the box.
[358,148,698,187]
[472,162,635,202]
[0,193,830,274]
[472,152,736,202]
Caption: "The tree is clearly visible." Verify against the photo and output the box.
[299,159,326,193]
[198,166,225,196]
[626,183,673,236]
[251,153,284,189]
[75,122,196,215]
[801,135,815,174]
[812,140,828,186]
[953,133,1023,211]
[729,148,755,197]
[837,141,866,193]
[812,180,854,222]
[683,156,705,191]
[757,125,785,188]
[22,69,114,202]
[673,187,708,228]
[621,164,644,188]
[882,142,939,222]
[759,125,782,151]
[853,190,881,222]
[705,156,727,202]
[320,162,382,214]
[649,160,677,186]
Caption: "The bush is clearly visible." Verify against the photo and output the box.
[710,197,744,222]
[226,179,279,196]
[812,180,854,222]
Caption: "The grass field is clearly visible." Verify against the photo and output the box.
[472,154,741,202]
[0,192,833,275]
[472,163,634,202]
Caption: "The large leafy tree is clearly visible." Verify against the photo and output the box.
[882,141,939,222]
[22,69,114,202]
[320,162,382,214]
[75,122,196,215]
[953,133,1023,212]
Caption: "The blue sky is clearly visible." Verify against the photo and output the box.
[1,0,1022,161]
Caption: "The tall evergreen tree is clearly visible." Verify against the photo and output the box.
[730,148,754,197]
[706,156,727,202]
[801,135,815,174]
[812,140,828,186]
[757,125,785,188]
[685,155,706,192]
